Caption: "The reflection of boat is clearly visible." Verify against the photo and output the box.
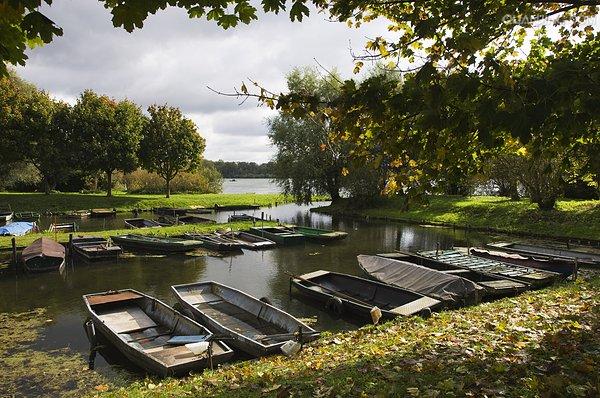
[247,226,304,245]
[158,215,215,225]
[414,249,560,287]
[461,247,576,277]
[21,237,65,273]
[0,221,37,236]
[90,208,117,218]
[72,237,122,261]
[291,270,442,320]
[83,289,234,377]
[289,225,347,242]
[110,234,204,253]
[357,254,484,306]
[49,222,77,233]
[378,252,529,298]
[172,281,317,357]
[182,233,242,252]
[487,242,600,267]
[13,212,40,222]
[216,230,276,250]
[124,218,163,229]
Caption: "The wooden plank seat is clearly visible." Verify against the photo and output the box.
[97,305,158,334]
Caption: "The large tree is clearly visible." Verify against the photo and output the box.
[71,90,145,197]
[139,105,206,198]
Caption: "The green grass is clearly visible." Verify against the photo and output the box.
[0,221,273,250]
[94,275,600,397]
[315,196,600,240]
[0,192,301,214]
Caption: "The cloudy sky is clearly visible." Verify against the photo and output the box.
[16,1,389,163]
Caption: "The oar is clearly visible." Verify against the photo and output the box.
[286,271,382,325]
[255,330,321,343]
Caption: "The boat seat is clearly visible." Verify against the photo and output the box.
[181,292,223,305]
[443,269,471,275]
[97,305,158,334]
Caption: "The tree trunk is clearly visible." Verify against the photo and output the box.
[165,178,171,198]
[106,170,113,197]
[44,178,51,195]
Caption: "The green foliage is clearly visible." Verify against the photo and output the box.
[139,105,206,198]
[71,90,146,197]
[123,163,222,195]
[212,160,274,178]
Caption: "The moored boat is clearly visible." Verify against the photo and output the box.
[124,218,163,229]
[216,230,276,250]
[228,214,264,222]
[182,233,242,252]
[487,242,600,267]
[289,225,348,242]
[291,270,442,320]
[21,237,65,272]
[83,289,234,377]
[72,237,122,261]
[110,234,204,253]
[13,212,40,222]
[357,254,484,306]
[247,226,304,245]
[0,209,13,224]
[91,208,117,218]
[214,204,261,212]
[172,281,318,357]
[158,215,215,225]
[49,222,77,233]
[0,221,37,236]
[153,207,189,217]
[65,210,91,219]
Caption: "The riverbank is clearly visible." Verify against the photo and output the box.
[0,221,272,251]
[92,274,600,397]
[313,196,600,242]
[0,192,299,214]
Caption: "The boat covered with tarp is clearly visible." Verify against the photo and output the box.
[357,255,484,306]
[0,221,37,236]
[110,234,204,253]
[83,289,233,377]
[21,237,65,272]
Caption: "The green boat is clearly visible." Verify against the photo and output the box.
[110,234,204,253]
[14,211,41,222]
[247,226,304,245]
[289,225,348,242]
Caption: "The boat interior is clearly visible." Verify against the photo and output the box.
[175,284,306,345]
[87,291,228,367]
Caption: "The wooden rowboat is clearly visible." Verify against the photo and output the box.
[124,218,164,229]
[182,233,242,252]
[216,230,276,250]
[21,237,65,273]
[291,270,442,320]
[90,209,117,218]
[49,222,77,233]
[172,282,318,357]
[247,226,304,245]
[72,237,122,261]
[158,215,215,225]
[110,234,204,253]
[214,204,260,212]
[487,242,600,267]
[289,225,348,242]
[0,209,13,223]
[83,289,234,377]
[13,212,40,222]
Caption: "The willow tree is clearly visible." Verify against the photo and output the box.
[139,105,206,198]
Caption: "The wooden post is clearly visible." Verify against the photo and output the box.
[69,233,73,258]
[11,238,17,265]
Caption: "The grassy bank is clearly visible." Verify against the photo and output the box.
[0,221,272,250]
[93,275,600,397]
[314,196,600,241]
[0,192,299,214]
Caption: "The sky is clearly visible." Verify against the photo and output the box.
[16,1,390,163]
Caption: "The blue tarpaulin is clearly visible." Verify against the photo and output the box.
[0,222,36,236]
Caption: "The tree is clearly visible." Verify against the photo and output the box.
[139,105,206,198]
[71,90,145,197]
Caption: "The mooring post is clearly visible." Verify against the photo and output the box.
[69,233,73,256]
[11,237,17,265]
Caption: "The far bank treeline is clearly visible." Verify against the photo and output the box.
[0,72,219,197]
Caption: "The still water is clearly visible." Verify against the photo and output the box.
[222,178,280,194]
[0,202,497,380]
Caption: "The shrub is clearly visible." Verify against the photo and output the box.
[124,165,222,194]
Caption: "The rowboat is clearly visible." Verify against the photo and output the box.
[13,212,40,222]
[214,204,261,212]
[65,210,91,219]
[158,215,215,225]
[377,252,530,297]
[289,225,348,242]
[463,247,576,277]
[291,270,442,320]
[49,222,77,233]
[216,230,276,250]
[21,237,65,273]
[90,208,117,218]
[488,242,600,267]
[153,207,189,216]
[172,282,318,357]
[83,289,234,377]
[228,214,263,222]
[182,233,242,252]
[110,234,204,253]
[0,222,37,236]
[357,255,484,306]
[72,237,122,261]
[187,208,213,215]
[0,209,13,223]
[124,218,163,229]
[247,226,304,245]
